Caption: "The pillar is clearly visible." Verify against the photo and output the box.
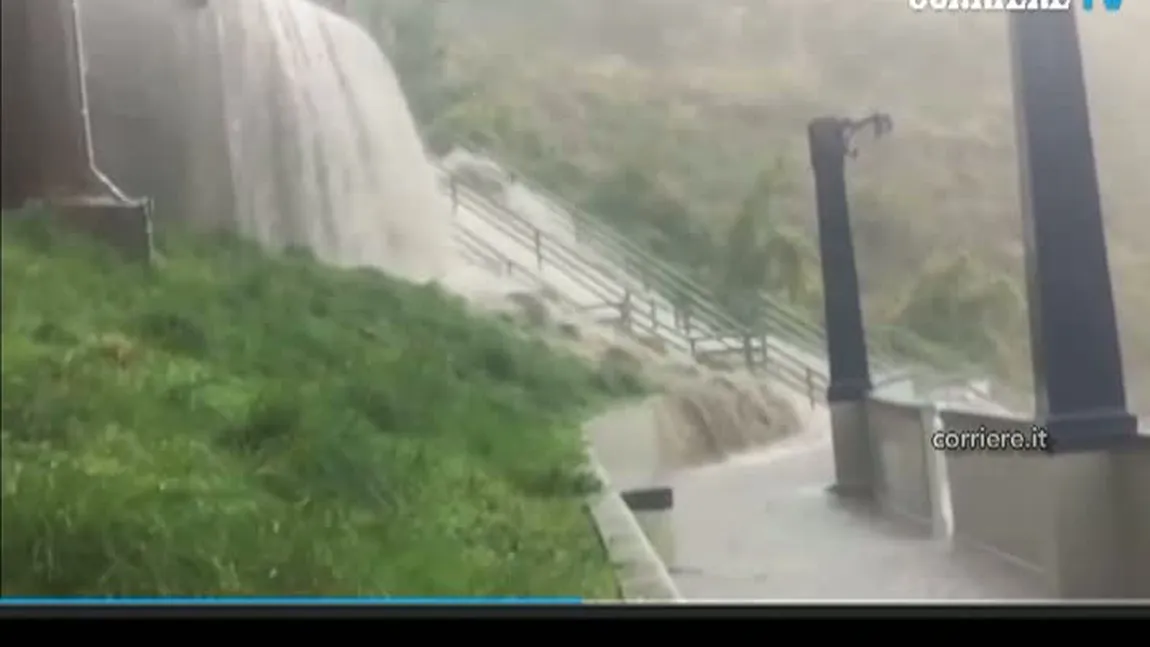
[1008,8,1136,598]
[1007,9,1136,453]
[808,117,874,498]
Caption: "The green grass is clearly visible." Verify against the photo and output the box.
[0,210,626,598]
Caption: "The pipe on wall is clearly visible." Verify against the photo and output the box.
[70,0,142,207]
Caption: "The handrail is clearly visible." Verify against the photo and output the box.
[449,166,837,380]
[454,228,532,282]
[457,188,627,307]
[439,148,1027,411]
[439,156,848,365]
[460,185,693,344]
[454,175,820,360]
[453,236,824,396]
[451,175,830,398]
[442,151,822,327]
[441,149,978,376]
[445,167,797,345]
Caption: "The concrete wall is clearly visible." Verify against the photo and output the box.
[853,401,1149,598]
[939,410,1052,576]
[1116,439,1150,597]
[937,409,1150,598]
[866,398,935,528]
[2,0,106,207]
[79,0,235,230]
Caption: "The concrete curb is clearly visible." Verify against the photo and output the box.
[584,446,682,602]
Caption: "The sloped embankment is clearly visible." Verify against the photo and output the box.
[0,212,623,597]
[453,284,802,470]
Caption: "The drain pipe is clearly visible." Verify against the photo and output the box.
[69,0,139,206]
[63,0,154,262]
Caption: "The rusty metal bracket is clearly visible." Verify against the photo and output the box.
[838,112,893,160]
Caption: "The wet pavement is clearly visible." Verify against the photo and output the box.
[665,404,1045,600]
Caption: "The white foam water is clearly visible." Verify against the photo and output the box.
[79,0,450,282]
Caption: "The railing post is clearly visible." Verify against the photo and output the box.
[808,114,883,500]
[532,228,543,270]
[743,334,754,371]
[619,290,632,332]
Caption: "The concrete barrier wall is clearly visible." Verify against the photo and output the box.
[80,0,235,230]
[866,398,935,528]
[938,410,1051,575]
[939,411,1149,597]
[2,0,92,206]
[1117,438,1150,597]
[584,438,680,601]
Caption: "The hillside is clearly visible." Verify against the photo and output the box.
[354,0,1149,412]
[0,212,626,596]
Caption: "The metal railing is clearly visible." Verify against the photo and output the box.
[440,149,1026,412]
[447,176,827,397]
[445,149,970,372]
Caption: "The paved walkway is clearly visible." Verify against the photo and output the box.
[589,389,1045,601]
[585,398,665,493]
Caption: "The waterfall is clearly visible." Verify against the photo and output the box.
[77,0,450,282]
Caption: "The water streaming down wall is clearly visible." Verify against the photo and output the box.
[76,0,450,281]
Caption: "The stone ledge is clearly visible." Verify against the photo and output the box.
[584,446,681,602]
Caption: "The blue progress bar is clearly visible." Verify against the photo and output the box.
[0,597,583,605]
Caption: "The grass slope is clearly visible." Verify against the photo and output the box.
[0,212,622,598]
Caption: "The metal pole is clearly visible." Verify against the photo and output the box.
[533,228,543,270]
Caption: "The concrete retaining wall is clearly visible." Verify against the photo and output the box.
[866,398,935,528]
[853,399,1149,598]
[938,410,1052,576]
[936,409,1147,597]
[1,0,102,206]
[584,449,681,602]
[79,0,237,231]
[581,400,680,601]
[1116,439,1150,597]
